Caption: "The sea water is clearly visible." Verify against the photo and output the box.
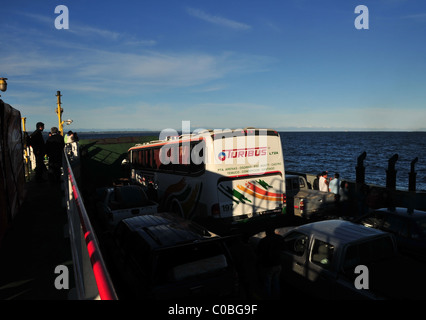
[280,131,426,191]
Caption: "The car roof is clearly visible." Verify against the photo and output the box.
[285,175,299,179]
[120,213,218,250]
[294,219,388,247]
[374,207,426,220]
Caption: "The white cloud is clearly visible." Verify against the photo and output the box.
[186,7,251,30]
[16,12,156,45]
[124,39,157,47]
[401,13,426,21]
[68,25,121,40]
[3,39,272,94]
[3,11,267,96]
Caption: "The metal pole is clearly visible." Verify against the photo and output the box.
[356,151,366,185]
[409,157,418,192]
[56,91,64,136]
[386,154,398,190]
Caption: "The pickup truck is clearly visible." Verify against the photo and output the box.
[251,219,426,299]
[286,174,336,219]
[106,213,239,300]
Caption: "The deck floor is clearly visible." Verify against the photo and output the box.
[0,174,74,300]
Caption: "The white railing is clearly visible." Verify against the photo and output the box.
[63,149,118,300]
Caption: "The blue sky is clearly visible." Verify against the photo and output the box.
[1,0,426,131]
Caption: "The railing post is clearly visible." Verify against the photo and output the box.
[409,157,418,192]
[386,154,398,190]
[356,151,366,185]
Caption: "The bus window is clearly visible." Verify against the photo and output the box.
[138,151,143,168]
[132,150,142,169]
[181,144,190,165]
[159,147,168,171]
[175,144,190,173]
[153,148,161,169]
[190,141,205,173]
[151,149,156,169]
[145,150,151,168]
[131,150,136,166]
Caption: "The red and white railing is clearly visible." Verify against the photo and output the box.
[63,151,118,300]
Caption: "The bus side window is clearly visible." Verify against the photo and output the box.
[144,150,150,168]
[175,144,190,173]
[151,149,155,168]
[141,151,145,169]
[131,151,136,166]
[153,148,160,169]
[138,151,143,169]
[190,141,204,173]
[182,145,190,167]
[159,147,169,171]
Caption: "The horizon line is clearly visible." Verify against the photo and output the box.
[67,128,426,133]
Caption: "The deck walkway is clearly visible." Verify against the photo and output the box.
[0,174,74,300]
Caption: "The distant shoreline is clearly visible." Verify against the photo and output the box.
[59,129,426,134]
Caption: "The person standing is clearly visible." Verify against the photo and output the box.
[329,173,341,201]
[319,171,329,192]
[45,127,65,183]
[257,227,285,299]
[64,130,74,144]
[29,122,46,182]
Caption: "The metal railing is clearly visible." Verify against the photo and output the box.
[63,149,118,300]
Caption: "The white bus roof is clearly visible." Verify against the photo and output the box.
[129,128,279,149]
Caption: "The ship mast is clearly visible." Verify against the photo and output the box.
[56,91,64,136]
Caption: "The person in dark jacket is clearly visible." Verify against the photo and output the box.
[29,122,46,182]
[45,127,65,183]
[257,227,285,299]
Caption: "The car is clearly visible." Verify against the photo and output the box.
[107,212,239,300]
[355,207,426,260]
[251,220,399,299]
[96,185,158,229]
[250,219,426,299]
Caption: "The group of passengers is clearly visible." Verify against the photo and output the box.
[27,122,78,183]
[314,171,349,202]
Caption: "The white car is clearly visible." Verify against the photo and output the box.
[96,185,158,230]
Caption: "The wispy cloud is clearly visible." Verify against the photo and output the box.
[68,25,121,40]
[2,35,273,95]
[186,7,251,30]
[401,13,426,21]
[124,39,157,47]
[17,12,156,44]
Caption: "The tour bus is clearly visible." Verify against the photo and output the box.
[128,128,286,224]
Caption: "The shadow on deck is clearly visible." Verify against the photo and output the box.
[0,173,73,300]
